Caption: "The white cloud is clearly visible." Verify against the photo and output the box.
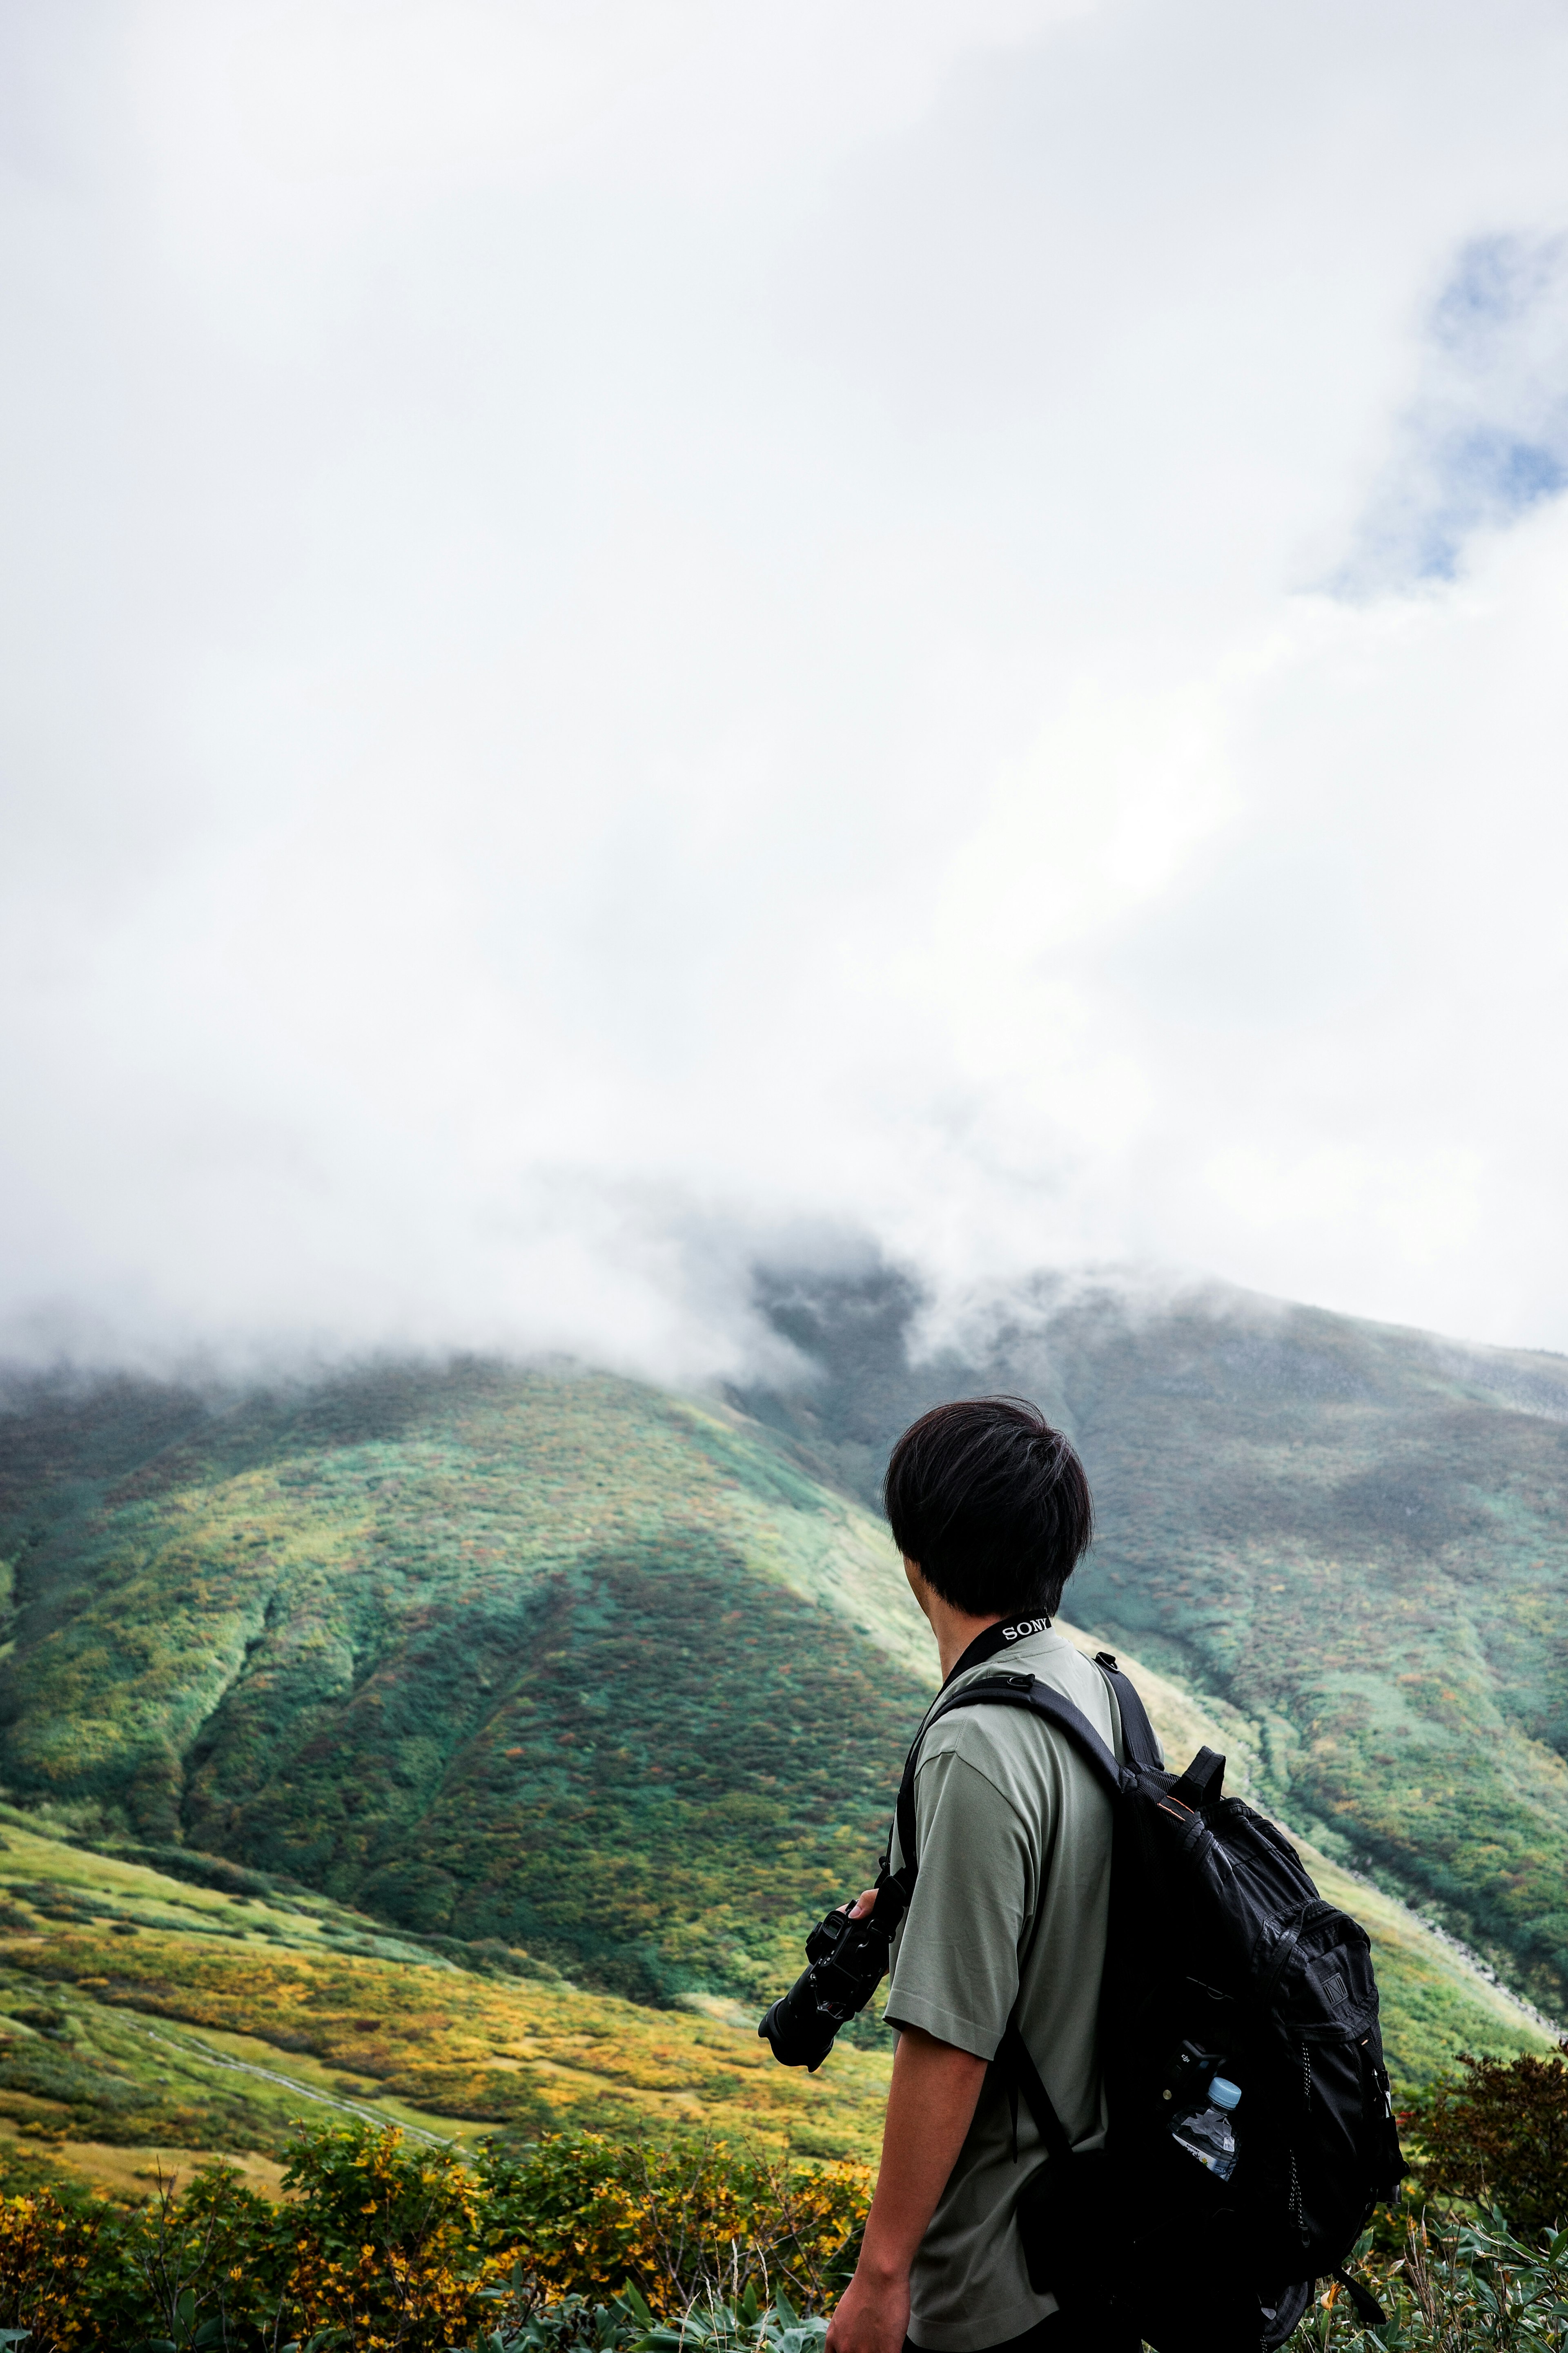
[3,0,1568,1374]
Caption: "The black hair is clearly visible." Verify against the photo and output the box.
[882,1396,1093,1621]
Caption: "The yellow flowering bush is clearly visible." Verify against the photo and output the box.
[475,2133,869,2315]
[0,2189,101,2352]
[0,2121,870,2352]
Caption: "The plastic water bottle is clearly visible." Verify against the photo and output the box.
[1172,2074,1241,2179]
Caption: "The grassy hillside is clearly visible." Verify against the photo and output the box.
[0,1338,1554,2216]
[0,1365,931,2010]
[0,1808,892,2201]
[0,1648,1545,2204]
[740,1266,1568,2018]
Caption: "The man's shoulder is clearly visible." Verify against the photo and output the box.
[939,1628,1115,1721]
[920,1635,1117,1782]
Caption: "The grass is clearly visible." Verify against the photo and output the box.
[0,1647,1546,2202]
[0,1816,893,2199]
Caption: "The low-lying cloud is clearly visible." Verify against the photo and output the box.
[4,0,1568,1383]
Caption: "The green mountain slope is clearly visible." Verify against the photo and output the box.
[0,1364,932,2009]
[0,1810,893,2200]
[739,1266,1568,2018]
[0,1659,1543,2212]
[0,1346,1552,2138]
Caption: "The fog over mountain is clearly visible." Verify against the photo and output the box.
[4,1,1568,1376]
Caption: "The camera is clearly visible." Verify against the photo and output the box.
[757,1896,896,2071]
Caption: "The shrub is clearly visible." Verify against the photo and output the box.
[0,2186,102,2352]
[276,2124,499,2350]
[1301,2213,1568,2349]
[1414,2043,1568,2242]
[0,2121,869,2353]
[475,2134,867,2314]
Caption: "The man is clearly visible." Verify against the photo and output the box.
[825,1396,1145,2353]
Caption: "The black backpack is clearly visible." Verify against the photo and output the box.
[888,1652,1407,2353]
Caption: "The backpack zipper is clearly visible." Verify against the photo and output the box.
[1363,2038,1396,2120]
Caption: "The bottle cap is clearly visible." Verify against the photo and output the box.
[1207,2075,1241,2110]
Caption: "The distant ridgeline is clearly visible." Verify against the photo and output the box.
[0,1267,1566,2066]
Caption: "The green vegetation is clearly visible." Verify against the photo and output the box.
[8,2099,1568,2353]
[0,1642,1532,2205]
[0,2117,869,2349]
[0,1366,931,2008]
[1304,2215,1568,2350]
[0,1338,1554,2210]
[0,1816,892,2189]
[739,1267,1568,2019]
[1412,2043,1568,2243]
[2,1284,1563,2353]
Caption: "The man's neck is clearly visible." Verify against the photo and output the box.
[926,1600,1003,1684]
[902,1556,1009,1682]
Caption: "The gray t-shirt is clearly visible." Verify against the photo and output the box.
[884,1628,1145,2353]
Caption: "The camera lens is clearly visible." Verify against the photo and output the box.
[758,1983,837,2071]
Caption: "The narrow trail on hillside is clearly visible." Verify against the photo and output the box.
[129,2020,459,2148]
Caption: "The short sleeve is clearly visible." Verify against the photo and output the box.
[883,1748,1039,2061]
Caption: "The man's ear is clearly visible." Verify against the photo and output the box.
[902,1555,934,1621]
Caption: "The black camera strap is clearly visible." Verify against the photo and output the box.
[940,1614,1059,1689]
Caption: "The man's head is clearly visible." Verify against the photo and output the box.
[883,1396,1093,1623]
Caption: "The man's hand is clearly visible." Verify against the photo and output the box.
[825,2026,988,2353]
[825,2253,909,2353]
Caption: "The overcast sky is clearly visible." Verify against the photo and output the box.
[4,0,1568,1378]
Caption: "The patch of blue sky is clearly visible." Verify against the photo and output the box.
[1431,234,1563,348]
[1337,232,1568,593]
[1403,423,1568,580]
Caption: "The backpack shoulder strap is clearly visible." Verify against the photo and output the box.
[995,2014,1074,2164]
[1089,1649,1163,1771]
[891,1673,1127,1894]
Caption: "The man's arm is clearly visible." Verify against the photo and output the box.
[824,2024,988,2353]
